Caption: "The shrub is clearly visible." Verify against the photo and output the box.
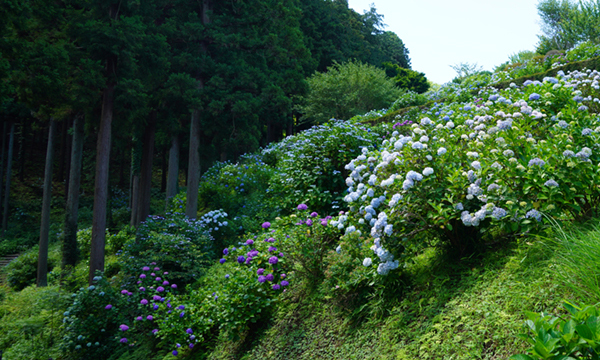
[196,153,277,237]
[264,120,380,215]
[298,60,403,124]
[5,246,58,291]
[119,212,214,289]
[60,275,131,360]
[337,69,600,276]
[155,220,291,355]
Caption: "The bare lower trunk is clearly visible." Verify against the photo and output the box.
[62,115,84,268]
[37,119,56,287]
[165,134,179,209]
[89,79,115,285]
[0,122,7,220]
[186,109,200,219]
[134,111,156,226]
[2,122,14,236]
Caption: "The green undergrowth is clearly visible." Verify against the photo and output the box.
[206,233,575,360]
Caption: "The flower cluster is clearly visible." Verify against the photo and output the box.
[335,68,600,275]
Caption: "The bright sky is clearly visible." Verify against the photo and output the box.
[348,0,542,84]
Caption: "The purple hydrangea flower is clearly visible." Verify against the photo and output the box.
[147,315,153,321]
[171,284,177,289]
[258,275,267,283]
[246,239,254,245]
[306,219,313,226]
[119,324,129,331]
[141,299,148,305]
[223,248,229,255]
[157,286,165,292]
[150,273,155,276]
[143,266,150,271]
[281,273,286,279]
[262,222,271,229]
[178,305,185,310]
[152,329,158,334]
[154,267,160,271]
[156,277,162,282]
[225,274,230,279]
[189,344,194,349]
[139,287,145,292]
[266,273,274,282]
[173,350,178,356]
[310,212,318,217]
[180,312,185,318]
[281,280,289,286]
[121,290,128,295]
[529,93,540,101]
[186,328,193,334]
[120,338,128,343]
[153,304,159,310]
[297,204,308,210]
[153,295,161,301]
[162,281,169,286]
[105,304,113,310]
[237,256,245,264]
[136,316,143,321]
[268,246,277,252]
[257,268,265,275]
[268,256,278,265]
[272,284,281,290]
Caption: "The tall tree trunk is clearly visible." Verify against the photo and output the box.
[160,150,166,193]
[17,121,25,182]
[134,111,156,226]
[186,110,200,219]
[89,56,116,284]
[62,115,84,268]
[129,140,141,226]
[186,0,212,220]
[0,122,7,221]
[64,119,72,202]
[2,122,14,236]
[58,119,67,183]
[165,134,179,210]
[37,119,56,287]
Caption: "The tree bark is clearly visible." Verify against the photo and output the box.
[160,150,166,193]
[0,122,7,221]
[165,134,179,210]
[186,109,200,219]
[186,0,212,220]
[37,119,56,287]
[17,122,25,182]
[134,110,156,226]
[62,115,84,268]
[2,122,14,236]
[89,59,116,284]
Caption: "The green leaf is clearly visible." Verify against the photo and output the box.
[508,355,535,360]
[576,324,594,340]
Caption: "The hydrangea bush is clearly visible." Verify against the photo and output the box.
[338,69,600,275]
[119,213,213,288]
[154,220,290,356]
[264,120,380,214]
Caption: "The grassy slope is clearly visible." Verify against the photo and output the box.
[206,236,573,360]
